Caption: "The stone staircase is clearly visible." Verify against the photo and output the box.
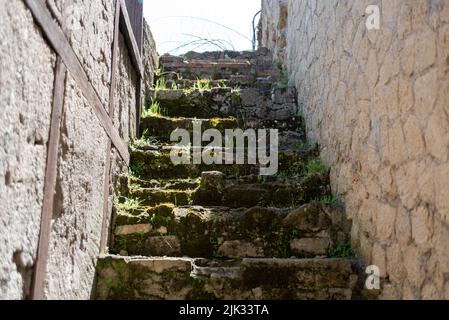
[94,49,358,300]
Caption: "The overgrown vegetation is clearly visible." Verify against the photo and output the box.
[193,79,213,92]
[273,60,288,90]
[305,158,328,177]
[142,98,162,117]
[115,197,142,211]
[314,195,337,205]
[328,242,354,258]
[155,76,167,91]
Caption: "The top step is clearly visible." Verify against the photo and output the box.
[159,48,280,82]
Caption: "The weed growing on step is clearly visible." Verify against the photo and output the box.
[129,162,145,178]
[315,195,337,205]
[130,129,160,151]
[115,197,142,211]
[273,60,289,90]
[216,80,228,88]
[155,76,167,91]
[142,98,162,117]
[149,99,162,115]
[273,80,288,90]
[231,86,242,105]
[328,242,354,258]
[294,140,317,151]
[193,79,213,92]
[276,161,305,179]
[305,158,328,177]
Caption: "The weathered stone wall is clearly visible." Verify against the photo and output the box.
[0,0,56,300]
[0,0,158,299]
[260,0,289,64]
[261,0,449,299]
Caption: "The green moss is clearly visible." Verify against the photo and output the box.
[149,204,176,230]
[328,242,354,258]
[111,233,148,255]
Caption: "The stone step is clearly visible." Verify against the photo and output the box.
[95,255,357,300]
[130,147,319,180]
[176,49,267,61]
[127,176,201,190]
[139,116,239,141]
[146,87,297,121]
[159,48,278,82]
[111,203,351,259]
[160,55,252,80]
[139,116,305,151]
[165,77,273,91]
[124,172,330,208]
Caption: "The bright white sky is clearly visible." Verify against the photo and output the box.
[143,0,262,55]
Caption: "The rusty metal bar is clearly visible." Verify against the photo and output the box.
[31,57,66,300]
[100,0,122,254]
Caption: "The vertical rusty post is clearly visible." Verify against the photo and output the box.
[100,0,122,254]
[31,57,67,300]
[135,1,144,138]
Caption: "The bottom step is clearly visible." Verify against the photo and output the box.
[95,256,357,300]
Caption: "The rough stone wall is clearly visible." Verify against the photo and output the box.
[1,0,157,299]
[261,0,449,299]
[260,0,289,64]
[142,19,159,88]
[0,0,56,300]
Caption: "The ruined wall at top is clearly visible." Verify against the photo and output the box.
[0,0,158,299]
[261,0,449,299]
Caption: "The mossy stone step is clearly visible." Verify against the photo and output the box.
[125,172,330,209]
[111,203,350,259]
[193,171,330,208]
[164,77,273,91]
[127,176,201,190]
[139,116,239,141]
[146,88,297,121]
[94,255,356,300]
[147,88,243,118]
[130,148,319,180]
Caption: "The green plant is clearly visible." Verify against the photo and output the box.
[232,85,241,95]
[115,197,142,211]
[141,128,150,140]
[130,129,160,151]
[155,67,164,78]
[315,195,337,205]
[193,79,213,92]
[129,162,145,178]
[142,98,162,117]
[231,86,242,105]
[155,76,167,91]
[294,140,316,150]
[273,80,288,90]
[149,99,161,115]
[216,80,227,88]
[305,158,327,177]
[328,242,353,258]
[273,60,289,90]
